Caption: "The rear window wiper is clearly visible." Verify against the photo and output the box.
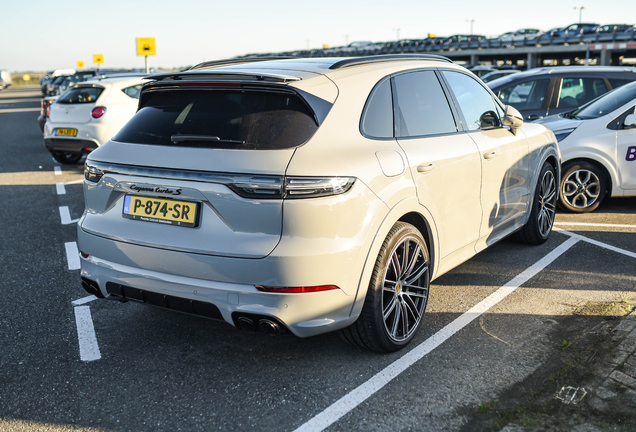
[171,134,245,145]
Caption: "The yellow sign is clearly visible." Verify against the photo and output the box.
[136,38,157,56]
[323,44,330,49]
[22,75,30,82]
[93,54,104,65]
[428,33,437,38]
[77,60,85,68]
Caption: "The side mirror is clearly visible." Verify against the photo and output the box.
[479,110,500,128]
[623,114,636,129]
[502,105,523,130]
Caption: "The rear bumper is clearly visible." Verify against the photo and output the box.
[77,241,358,338]
[44,138,98,153]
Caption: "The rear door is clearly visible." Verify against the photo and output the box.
[392,70,483,260]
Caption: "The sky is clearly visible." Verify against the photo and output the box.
[1,0,634,72]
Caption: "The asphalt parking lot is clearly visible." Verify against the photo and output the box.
[1,86,635,432]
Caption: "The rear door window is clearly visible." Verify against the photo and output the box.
[557,78,608,107]
[392,70,457,137]
[58,87,104,104]
[114,89,318,150]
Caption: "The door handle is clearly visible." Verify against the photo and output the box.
[483,152,497,160]
[417,163,435,173]
[526,114,541,121]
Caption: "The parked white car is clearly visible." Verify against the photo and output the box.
[538,81,636,212]
[78,55,559,352]
[44,75,145,164]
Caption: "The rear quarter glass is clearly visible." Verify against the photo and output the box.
[113,89,318,150]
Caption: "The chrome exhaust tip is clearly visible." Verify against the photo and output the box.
[258,319,281,335]
[237,316,256,332]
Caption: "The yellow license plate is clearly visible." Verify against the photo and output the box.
[55,128,78,137]
[122,195,199,228]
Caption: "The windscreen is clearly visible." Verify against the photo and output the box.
[113,89,318,150]
[58,87,104,104]
[571,81,636,119]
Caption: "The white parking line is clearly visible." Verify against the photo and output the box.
[0,108,41,113]
[54,166,62,176]
[59,206,79,225]
[65,241,80,270]
[555,228,636,259]
[74,306,101,361]
[293,237,580,432]
[555,222,636,229]
[72,295,98,306]
[55,179,83,195]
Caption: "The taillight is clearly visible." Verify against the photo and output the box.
[228,176,356,199]
[255,285,340,293]
[284,177,356,198]
[91,107,106,119]
[46,104,51,117]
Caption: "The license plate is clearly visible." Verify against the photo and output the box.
[55,128,78,137]
[122,195,200,228]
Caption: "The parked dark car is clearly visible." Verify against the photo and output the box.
[553,23,599,37]
[487,66,636,121]
[595,24,633,33]
[480,70,521,83]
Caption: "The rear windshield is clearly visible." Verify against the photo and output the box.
[113,89,318,150]
[58,87,104,104]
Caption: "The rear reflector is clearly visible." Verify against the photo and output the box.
[255,285,339,293]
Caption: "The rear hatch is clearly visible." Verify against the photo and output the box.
[81,74,337,258]
[49,84,106,125]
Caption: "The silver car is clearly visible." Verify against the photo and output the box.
[78,55,559,352]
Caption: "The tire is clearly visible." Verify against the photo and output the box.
[50,151,82,165]
[340,222,430,352]
[558,160,607,213]
[514,161,557,245]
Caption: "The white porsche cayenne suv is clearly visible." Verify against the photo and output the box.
[78,55,559,352]
[44,75,145,164]
[538,80,636,212]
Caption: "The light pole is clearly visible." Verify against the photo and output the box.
[574,6,586,24]
[393,28,401,41]
[466,19,475,35]
[343,34,349,45]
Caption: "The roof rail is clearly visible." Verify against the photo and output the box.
[189,56,299,71]
[329,54,453,70]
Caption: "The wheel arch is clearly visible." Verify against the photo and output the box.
[519,145,560,227]
[348,198,440,322]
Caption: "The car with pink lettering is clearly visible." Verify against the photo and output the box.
[538,81,636,212]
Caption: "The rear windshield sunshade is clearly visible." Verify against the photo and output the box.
[113,89,319,150]
[58,87,104,104]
